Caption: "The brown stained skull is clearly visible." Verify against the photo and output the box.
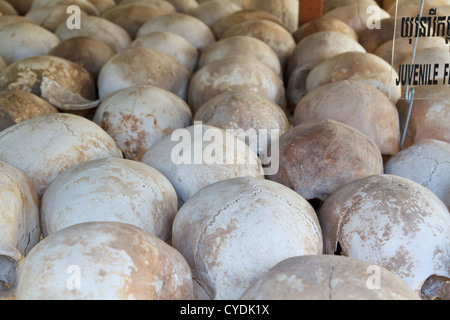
[0,113,123,199]
[318,174,450,294]
[172,177,323,300]
[0,89,58,123]
[0,161,40,299]
[15,222,194,300]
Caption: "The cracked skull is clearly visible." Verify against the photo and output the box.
[318,174,450,296]
[240,255,421,300]
[0,161,40,299]
[41,157,178,242]
[0,55,98,110]
[140,124,264,208]
[172,176,323,300]
[385,139,450,210]
[0,113,123,200]
[15,222,193,300]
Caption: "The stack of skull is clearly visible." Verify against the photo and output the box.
[0,0,448,300]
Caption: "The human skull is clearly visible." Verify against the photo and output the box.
[318,174,450,294]
[15,222,193,300]
[172,177,323,300]
[140,124,265,207]
[41,157,178,241]
[240,255,421,300]
[0,113,123,199]
[0,161,40,299]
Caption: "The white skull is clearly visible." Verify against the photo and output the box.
[172,177,323,300]
[41,157,178,241]
[241,255,421,300]
[15,222,193,300]
[286,31,365,107]
[141,124,265,207]
[0,113,123,200]
[319,174,450,294]
[0,161,40,299]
